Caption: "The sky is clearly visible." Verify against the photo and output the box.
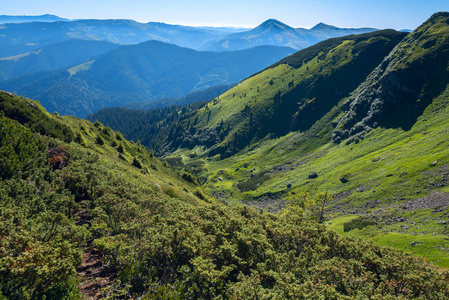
[2,0,449,30]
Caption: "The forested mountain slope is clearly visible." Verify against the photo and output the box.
[0,40,120,82]
[0,42,293,117]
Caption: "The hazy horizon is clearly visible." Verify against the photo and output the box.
[3,0,449,31]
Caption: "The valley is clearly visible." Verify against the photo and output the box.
[1,9,449,299]
[92,12,449,268]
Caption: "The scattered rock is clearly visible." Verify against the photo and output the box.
[287,183,292,188]
[218,177,223,181]
[432,161,438,166]
[339,176,349,183]
[410,242,417,246]
[0,90,13,96]
[308,172,318,179]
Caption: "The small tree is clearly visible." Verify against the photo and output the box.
[96,135,104,145]
[310,191,332,223]
[132,157,142,169]
[94,120,102,128]
[117,144,124,153]
[279,191,332,223]
[278,192,312,223]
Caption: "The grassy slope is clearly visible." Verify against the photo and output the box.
[184,30,406,158]
[4,92,449,298]
[166,14,449,267]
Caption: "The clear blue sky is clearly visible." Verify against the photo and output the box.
[3,0,449,30]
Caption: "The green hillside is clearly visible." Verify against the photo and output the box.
[2,89,449,299]
[163,29,406,159]
[145,13,449,267]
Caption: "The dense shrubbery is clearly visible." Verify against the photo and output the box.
[0,92,74,142]
[95,200,449,299]
[343,217,377,232]
[237,171,271,192]
[0,117,84,299]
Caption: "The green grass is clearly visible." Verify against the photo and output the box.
[327,208,449,268]
[175,83,449,200]
[169,64,449,268]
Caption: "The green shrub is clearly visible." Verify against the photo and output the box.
[343,217,377,232]
[132,157,143,169]
[181,172,198,185]
[163,187,177,198]
[237,172,271,192]
[96,135,105,145]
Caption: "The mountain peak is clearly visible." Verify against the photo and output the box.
[310,22,339,31]
[258,19,290,29]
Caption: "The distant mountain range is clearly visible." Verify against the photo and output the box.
[0,41,293,117]
[0,15,378,57]
[0,15,381,117]
[0,14,68,24]
[204,19,377,51]
[0,18,244,57]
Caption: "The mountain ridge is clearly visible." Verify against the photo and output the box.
[0,14,68,24]
[0,16,380,57]
[0,41,293,117]
[204,18,378,51]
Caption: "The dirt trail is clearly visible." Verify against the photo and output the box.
[75,210,115,299]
